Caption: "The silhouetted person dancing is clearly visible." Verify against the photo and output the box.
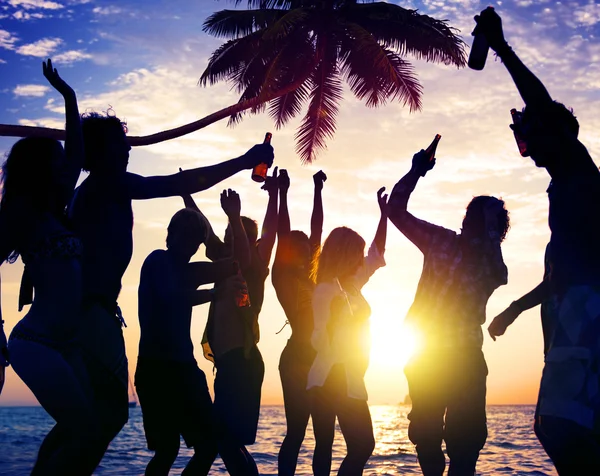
[387,149,509,476]
[474,8,600,474]
[68,112,273,464]
[2,60,102,475]
[272,169,326,476]
[195,169,278,475]
[136,190,248,476]
[308,188,388,476]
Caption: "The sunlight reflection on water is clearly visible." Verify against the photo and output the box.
[0,405,556,475]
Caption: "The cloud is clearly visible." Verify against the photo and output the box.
[0,30,18,50]
[15,37,62,56]
[7,0,63,10]
[17,117,63,128]
[0,59,6,64]
[92,6,122,15]
[13,84,50,97]
[573,2,600,26]
[53,49,92,64]
[13,10,48,20]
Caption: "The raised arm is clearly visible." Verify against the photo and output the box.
[474,8,553,110]
[387,149,447,253]
[273,169,291,268]
[43,59,83,204]
[374,187,388,255]
[124,143,274,200]
[309,170,326,251]
[178,168,226,260]
[256,167,279,266]
[221,189,251,270]
[488,280,549,341]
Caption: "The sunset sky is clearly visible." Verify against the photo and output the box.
[0,0,599,407]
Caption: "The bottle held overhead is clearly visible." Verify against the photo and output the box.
[468,6,494,70]
[251,132,272,183]
[424,134,442,162]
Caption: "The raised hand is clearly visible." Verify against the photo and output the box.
[411,149,436,177]
[42,58,74,98]
[313,170,327,191]
[241,143,274,169]
[488,303,520,341]
[220,189,241,219]
[377,187,388,216]
[261,166,279,194]
[474,7,506,51]
[278,169,290,193]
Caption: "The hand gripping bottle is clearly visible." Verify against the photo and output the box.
[251,132,272,182]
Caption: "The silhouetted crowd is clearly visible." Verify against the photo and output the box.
[0,8,598,476]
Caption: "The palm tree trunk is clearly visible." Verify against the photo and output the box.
[0,78,308,146]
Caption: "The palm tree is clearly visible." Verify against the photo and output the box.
[0,1,466,162]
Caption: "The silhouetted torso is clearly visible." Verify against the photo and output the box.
[14,212,83,341]
[546,148,600,290]
[137,250,194,362]
[69,173,133,303]
[272,264,314,344]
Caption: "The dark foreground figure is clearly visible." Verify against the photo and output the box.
[68,112,273,469]
[475,7,600,475]
[388,149,510,476]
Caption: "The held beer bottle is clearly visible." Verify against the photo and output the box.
[419,134,441,177]
[510,108,529,157]
[425,134,442,162]
[251,132,272,182]
[233,261,251,308]
[468,6,494,70]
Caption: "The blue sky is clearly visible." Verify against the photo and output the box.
[1,0,599,406]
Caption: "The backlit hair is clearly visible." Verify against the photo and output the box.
[462,196,510,242]
[167,208,208,248]
[81,110,128,172]
[312,227,365,284]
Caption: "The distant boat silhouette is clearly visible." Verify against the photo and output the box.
[128,374,139,408]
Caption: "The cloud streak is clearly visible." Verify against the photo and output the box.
[13,84,50,97]
[15,37,62,56]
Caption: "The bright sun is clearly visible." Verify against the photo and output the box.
[369,305,421,370]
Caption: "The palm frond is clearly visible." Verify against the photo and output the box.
[347,2,467,67]
[268,81,310,129]
[295,47,343,163]
[199,33,263,87]
[261,8,310,42]
[203,9,285,39]
[340,21,422,111]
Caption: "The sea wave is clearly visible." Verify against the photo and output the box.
[0,405,556,475]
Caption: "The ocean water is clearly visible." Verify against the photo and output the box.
[0,405,556,475]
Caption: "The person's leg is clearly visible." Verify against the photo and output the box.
[310,365,343,476]
[79,304,129,455]
[535,415,600,475]
[444,350,488,476]
[9,338,101,476]
[145,436,180,476]
[405,354,447,476]
[337,396,375,476]
[213,348,263,476]
[135,358,182,476]
[180,363,219,476]
[278,342,314,476]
